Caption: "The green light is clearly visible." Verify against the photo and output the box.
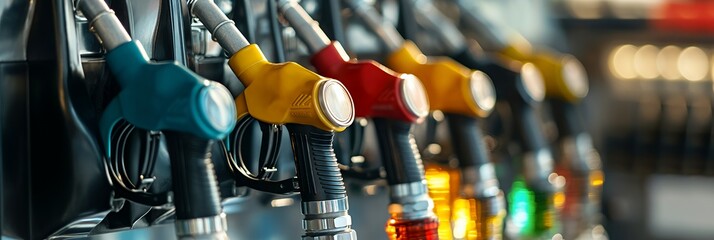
[508,178,536,235]
[508,178,561,238]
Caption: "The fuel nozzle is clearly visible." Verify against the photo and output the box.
[189,0,357,239]
[278,2,439,239]
[384,42,507,239]
[77,0,235,239]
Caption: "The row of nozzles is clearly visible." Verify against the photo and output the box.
[0,0,602,239]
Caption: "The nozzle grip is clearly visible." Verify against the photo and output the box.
[373,118,425,185]
[287,124,347,202]
[445,113,490,168]
[164,131,223,220]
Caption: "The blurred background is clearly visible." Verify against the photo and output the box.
[526,0,714,239]
[3,0,714,239]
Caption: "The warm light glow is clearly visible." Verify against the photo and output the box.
[358,117,369,126]
[566,0,603,19]
[351,156,365,163]
[270,198,295,207]
[363,184,379,196]
[553,192,566,210]
[427,144,443,155]
[710,55,714,83]
[432,110,445,121]
[426,168,450,187]
[678,47,709,81]
[590,170,604,187]
[657,45,682,80]
[452,199,471,239]
[609,45,638,79]
[385,217,440,240]
[634,45,660,79]
[555,176,566,189]
[426,166,454,239]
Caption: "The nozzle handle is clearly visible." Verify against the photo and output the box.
[164,131,223,220]
[445,113,490,168]
[373,118,425,185]
[287,124,347,202]
[446,113,502,198]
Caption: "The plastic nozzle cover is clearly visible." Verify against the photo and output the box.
[198,82,238,132]
[318,80,355,128]
[560,56,589,100]
[311,42,429,122]
[468,71,497,116]
[99,41,237,157]
[519,63,546,103]
[227,44,354,131]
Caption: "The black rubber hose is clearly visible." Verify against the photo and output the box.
[233,0,256,43]
[550,99,583,138]
[287,124,347,201]
[450,46,521,105]
[163,131,222,219]
[445,113,490,168]
[267,0,286,62]
[450,46,485,70]
[319,0,346,43]
[396,0,418,40]
[372,118,425,185]
[514,106,549,154]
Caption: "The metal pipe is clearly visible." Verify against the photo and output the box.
[410,0,466,55]
[188,0,250,56]
[453,0,509,50]
[343,0,405,53]
[277,0,331,54]
[76,0,131,50]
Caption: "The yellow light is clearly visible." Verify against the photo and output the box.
[426,165,507,240]
[426,166,454,239]
[633,44,659,79]
[609,45,638,79]
[553,191,566,210]
[590,170,604,187]
[657,45,682,81]
[678,46,709,81]
[452,199,472,239]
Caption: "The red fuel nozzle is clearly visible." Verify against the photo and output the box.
[311,42,429,123]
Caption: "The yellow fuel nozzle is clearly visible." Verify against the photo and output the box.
[386,41,496,119]
[500,42,589,103]
[227,44,354,132]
